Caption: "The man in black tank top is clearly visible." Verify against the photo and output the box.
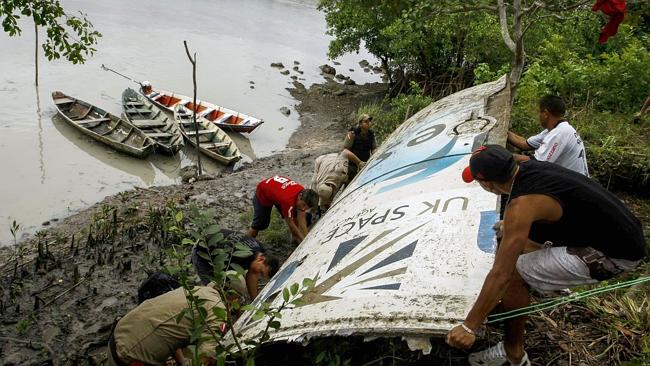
[447,145,645,366]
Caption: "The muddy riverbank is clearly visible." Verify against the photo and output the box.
[0,80,387,365]
[1,79,648,366]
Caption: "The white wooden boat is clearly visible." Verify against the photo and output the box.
[174,105,242,165]
[122,88,184,154]
[52,91,154,158]
[142,85,263,133]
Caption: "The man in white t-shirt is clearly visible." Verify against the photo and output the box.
[508,95,589,176]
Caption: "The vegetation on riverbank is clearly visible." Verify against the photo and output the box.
[329,2,649,363]
[339,0,649,194]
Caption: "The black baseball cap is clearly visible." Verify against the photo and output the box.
[462,145,516,183]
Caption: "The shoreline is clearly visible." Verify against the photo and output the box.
[0,79,387,364]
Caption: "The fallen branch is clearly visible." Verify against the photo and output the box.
[41,276,88,308]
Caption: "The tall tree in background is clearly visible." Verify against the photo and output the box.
[427,0,594,97]
[319,0,639,99]
[1,0,102,85]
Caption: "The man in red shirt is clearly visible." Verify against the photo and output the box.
[248,175,319,243]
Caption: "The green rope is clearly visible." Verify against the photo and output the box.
[486,275,650,323]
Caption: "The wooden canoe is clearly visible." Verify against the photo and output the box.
[52,91,155,158]
[173,105,242,165]
[121,88,184,155]
[142,86,264,133]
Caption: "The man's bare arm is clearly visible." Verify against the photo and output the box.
[296,210,309,236]
[513,153,531,163]
[285,217,305,242]
[507,131,533,151]
[463,195,562,330]
[343,148,363,166]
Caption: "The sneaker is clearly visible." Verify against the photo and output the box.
[468,341,530,366]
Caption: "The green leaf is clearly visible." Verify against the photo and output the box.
[205,224,220,235]
[175,309,187,324]
[269,320,281,329]
[229,263,245,274]
[217,356,226,366]
[290,283,299,296]
[198,251,212,262]
[245,357,256,366]
[197,306,208,320]
[252,310,265,321]
[207,234,223,246]
[234,242,253,252]
[190,324,205,343]
[175,211,183,222]
[212,306,227,320]
[291,298,306,307]
[316,351,327,363]
[241,304,255,311]
[232,250,252,258]
[302,278,315,288]
[282,288,290,303]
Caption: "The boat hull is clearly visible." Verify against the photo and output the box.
[52,91,154,158]
[142,87,263,133]
[174,106,242,165]
[121,88,184,155]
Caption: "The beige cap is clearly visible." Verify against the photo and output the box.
[357,113,372,124]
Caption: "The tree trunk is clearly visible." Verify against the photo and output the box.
[508,0,525,99]
[184,41,202,176]
[497,0,525,102]
[380,56,393,85]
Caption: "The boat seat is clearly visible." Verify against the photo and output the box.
[185,129,215,136]
[241,118,252,125]
[70,108,92,120]
[132,120,167,128]
[77,117,111,124]
[126,108,151,114]
[54,97,75,105]
[214,113,233,124]
[147,132,174,138]
[201,142,230,150]
[119,130,135,142]
[200,108,214,116]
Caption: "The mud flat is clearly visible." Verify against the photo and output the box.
[0,80,386,365]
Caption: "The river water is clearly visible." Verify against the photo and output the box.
[0,0,379,245]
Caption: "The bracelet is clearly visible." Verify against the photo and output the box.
[461,323,476,336]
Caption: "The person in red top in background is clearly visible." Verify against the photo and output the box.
[248,175,319,243]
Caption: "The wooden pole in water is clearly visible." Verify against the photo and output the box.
[184,41,202,176]
[34,21,38,86]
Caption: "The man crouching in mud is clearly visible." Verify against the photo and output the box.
[446,145,646,366]
[107,284,223,366]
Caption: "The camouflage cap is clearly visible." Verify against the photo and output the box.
[357,113,373,124]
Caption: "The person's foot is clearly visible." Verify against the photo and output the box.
[468,341,530,366]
